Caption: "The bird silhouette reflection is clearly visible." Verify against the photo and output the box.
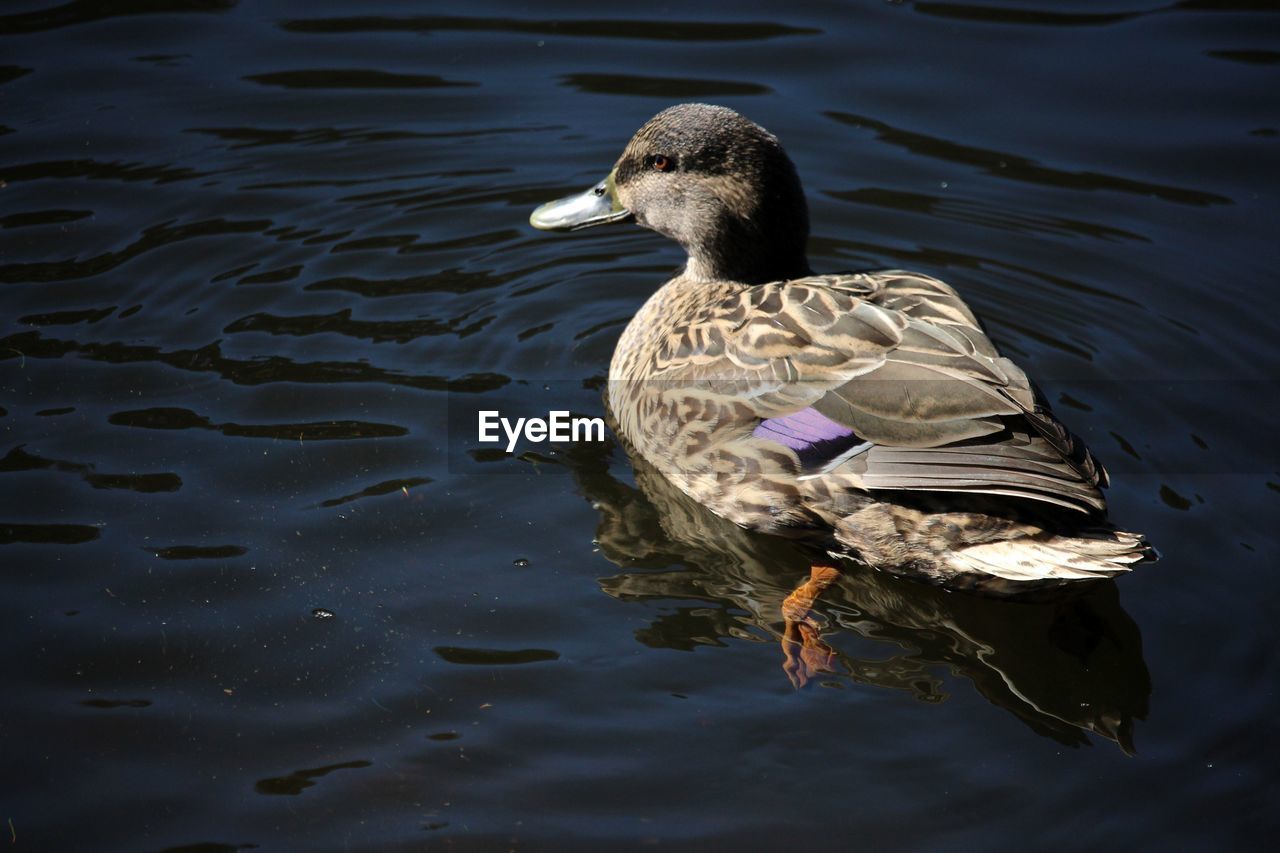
[556,433,1150,753]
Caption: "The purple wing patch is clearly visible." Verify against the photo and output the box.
[753,407,856,450]
[753,407,870,473]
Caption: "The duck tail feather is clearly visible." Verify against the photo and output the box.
[945,529,1150,582]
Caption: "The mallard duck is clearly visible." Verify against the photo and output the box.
[531,103,1150,587]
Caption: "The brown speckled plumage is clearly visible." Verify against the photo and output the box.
[537,103,1150,584]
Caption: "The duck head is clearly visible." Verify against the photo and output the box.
[530,103,811,284]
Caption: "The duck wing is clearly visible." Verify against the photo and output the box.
[662,270,1108,513]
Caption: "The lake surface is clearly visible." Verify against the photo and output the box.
[2,1,1277,849]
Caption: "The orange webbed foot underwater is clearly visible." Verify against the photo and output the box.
[781,565,841,689]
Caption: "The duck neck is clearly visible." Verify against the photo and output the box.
[691,245,808,285]
[683,183,811,284]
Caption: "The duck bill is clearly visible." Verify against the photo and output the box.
[529,171,633,232]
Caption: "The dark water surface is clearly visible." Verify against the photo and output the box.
[3,1,1278,849]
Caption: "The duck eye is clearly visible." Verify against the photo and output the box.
[652,154,673,172]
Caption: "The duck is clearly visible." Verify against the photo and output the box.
[530,103,1150,588]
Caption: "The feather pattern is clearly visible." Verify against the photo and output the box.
[607,269,1144,582]
[612,271,1108,513]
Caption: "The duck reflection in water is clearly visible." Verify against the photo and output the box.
[558,434,1150,754]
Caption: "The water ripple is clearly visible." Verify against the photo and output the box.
[1206,49,1280,64]
[243,69,477,90]
[826,111,1232,206]
[912,1,1280,27]
[0,522,100,545]
[0,218,270,284]
[223,308,493,343]
[107,407,407,440]
[1,332,510,392]
[254,761,372,797]
[2,209,94,230]
[3,158,213,185]
[0,0,235,36]
[559,73,770,97]
[279,15,820,42]
[0,66,32,85]
[1,445,182,493]
[912,3,1145,27]
[186,124,561,149]
[433,646,561,665]
[315,477,432,508]
[827,186,1151,242]
[151,544,248,559]
[19,306,114,325]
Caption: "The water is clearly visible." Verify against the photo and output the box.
[2,1,1277,849]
